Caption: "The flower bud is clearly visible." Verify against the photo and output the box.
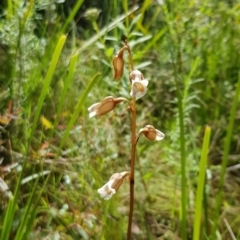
[129,69,144,82]
[88,96,125,118]
[98,171,129,200]
[83,8,101,22]
[138,125,165,141]
[113,50,124,80]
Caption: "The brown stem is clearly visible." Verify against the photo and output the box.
[119,42,134,72]
[125,45,134,72]
[127,97,136,240]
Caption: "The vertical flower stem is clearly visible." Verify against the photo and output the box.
[121,41,134,72]
[126,47,134,72]
[127,96,136,240]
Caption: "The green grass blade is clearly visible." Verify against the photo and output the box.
[61,0,84,33]
[183,57,200,104]
[6,0,13,19]
[0,197,15,240]
[53,53,78,129]
[167,28,188,240]
[142,27,166,53]
[178,90,187,240]
[193,126,211,240]
[14,178,40,240]
[211,72,240,239]
[122,0,129,30]
[30,35,67,141]
[59,72,101,150]
[22,206,39,240]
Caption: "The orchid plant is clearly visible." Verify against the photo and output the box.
[88,41,165,239]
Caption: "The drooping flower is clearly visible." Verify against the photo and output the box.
[129,70,149,99]
[98,171,129,200]
[130,79,149,99]
[138,125,165,141]
[88,96,126,118]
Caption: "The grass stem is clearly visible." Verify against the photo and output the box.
[211,72,240,239]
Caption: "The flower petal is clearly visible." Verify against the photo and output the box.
[88,102,100,112]
[98,181,116,200]
[97,172,129,200]
[89,111,97,118]
[130,69,144,82]
[155,130,165,141]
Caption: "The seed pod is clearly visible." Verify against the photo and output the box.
[113,50,124,80]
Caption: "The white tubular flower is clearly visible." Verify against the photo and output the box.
[88,96,125,118]
[98,171,129,200]
[130,80,149,99]
[129,70,149,99]
[138,125,165,141]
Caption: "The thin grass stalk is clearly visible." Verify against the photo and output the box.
[6,0,13,19]
[59,72,101,150]
[178,90,187,240]
[163,2,188,236]
[61,0,84,33]
[15,0,34,97]
[203,176,210,236]
[122,0,129,25]
[136,0,152,35]
[0,198,14,240]
[168,37,187,240]
[193,126,211,240]
[31,52,76,158]
[211,72,240,239]
[52,54,78,133]
[14,178,40,240]
[141,28,166,54]
[30,35,66,142]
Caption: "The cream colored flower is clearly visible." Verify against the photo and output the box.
[130,79,149,99]
[138,125,165,141]
[129,70,148,99]
[88,96,126,118]
[98,171,129,200]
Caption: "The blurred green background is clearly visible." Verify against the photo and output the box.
[0,0,240,239]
